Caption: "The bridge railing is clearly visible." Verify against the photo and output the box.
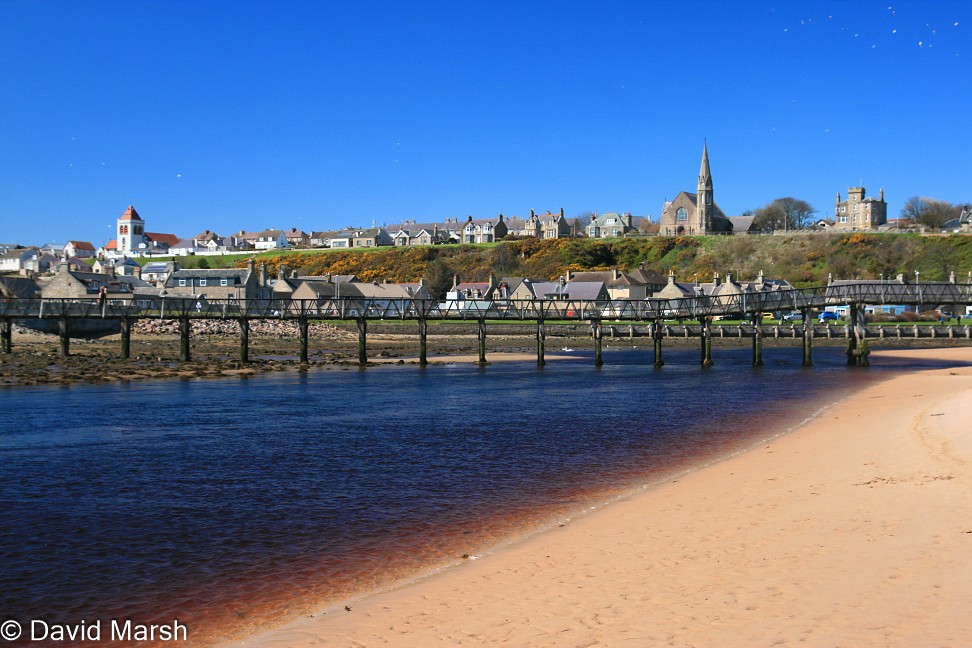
[2,282,970,321]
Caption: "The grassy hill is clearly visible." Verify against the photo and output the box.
[216,233,972,297]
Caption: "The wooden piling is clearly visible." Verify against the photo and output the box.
[357,317,367,364]
[59,316,70,357]
[477,318,487,363]
[536,320,545,366]
[298,317,310,364]
[1,317,11,354]
[801,308,812,366]
[752,313,763,366]
[593,319,603,366]
[238,318,249,363]
[418,318,428,366]
[120,317,131,359]
[653,320,664,367]
[179,316,191,362]
[701,317,713,367]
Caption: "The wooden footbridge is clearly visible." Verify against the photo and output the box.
[2,281,969,367]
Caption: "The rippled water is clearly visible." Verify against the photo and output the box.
[0,347,924,646]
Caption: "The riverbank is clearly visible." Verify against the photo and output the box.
[224,347,972,648]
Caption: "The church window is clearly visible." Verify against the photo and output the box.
[676,208,688,221]
[706,194,711,204]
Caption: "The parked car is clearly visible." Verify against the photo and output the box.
[818,311,840,322]
[782,311,802,322]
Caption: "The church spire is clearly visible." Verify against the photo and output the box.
[697,141,712,232]
[698,141,712,190]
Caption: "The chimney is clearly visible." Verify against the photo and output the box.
[278,264,287,281]
[566,269,573,281]
[725,273,732,284]
[134,265,142,279]
[466,215,473,222]
[713,272,721,287]
[560,207,564,217]
[828,273,834,285]
[950,271,956,284]
[756,270,764,287]
[896,273,905,283]
[419,278,427,288]
[108,265,117,278]
[880,188,884,201]
[612,268,620,281]
[667,269,675,285]
[489,273,497,290]
[559,275,566,287]
[247,258,255,274]
[291,269,298,278]
[530,209,535,218]
[259,263,267,287]
[497,213,504,222]
[453,274,460,289]
[383,278,389,284]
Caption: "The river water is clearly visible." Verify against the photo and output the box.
[0,346,931,646]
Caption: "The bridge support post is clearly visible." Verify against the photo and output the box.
[120,317,131,359]
[1,317,11,354]
[477,318,487,363]
[593,319,603,366]
[752,313,764,366]
[418,318,428,366]
[653,320,664,367]
[179,316,191,362]
[238,318,249,363]
[298,316,310,364]
[59,315,70,357]
[855,304,869,367]
[536,320,545,366]
[701,316,713,367]
[357,318,367,365]
[801,308,813,366]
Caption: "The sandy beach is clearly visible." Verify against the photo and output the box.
[222,347,972,648]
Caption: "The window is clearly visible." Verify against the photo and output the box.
[179,279,186,286]
[199,279,207,287]
[676,208,688,221]
[221,278,228,286]
[607,218,616,224]
[706,194,711,204]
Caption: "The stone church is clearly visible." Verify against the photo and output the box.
[660,143,733,236]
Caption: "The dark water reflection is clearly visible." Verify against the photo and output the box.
[0,347,939,645]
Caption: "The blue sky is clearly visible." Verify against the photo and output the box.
[1,0,969,247]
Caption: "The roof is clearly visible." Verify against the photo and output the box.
[727,215,756,232]
[103,240,118,249]
[145,232,180,246]
[142,262,174,273]
[120,205,141,220]
[169,269,250,279]
[67,240,95,250]
[0,276,41,298]
[526,280,607,300]
[69,271,152,289]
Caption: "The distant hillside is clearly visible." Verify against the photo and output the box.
[236,233,972,298]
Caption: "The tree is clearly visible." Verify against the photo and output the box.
[423,257,454,299]
[900,196,956,229]
[196,257,210,269]
[571,211,594,235]
[751,198,817,231]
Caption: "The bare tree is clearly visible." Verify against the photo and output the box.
[900,196,956,229]
[751,198,817,231]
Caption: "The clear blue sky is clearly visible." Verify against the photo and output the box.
[2,0,969,247]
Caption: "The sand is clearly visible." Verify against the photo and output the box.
[223,347,972,648]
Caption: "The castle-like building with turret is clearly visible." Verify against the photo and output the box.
[660,143,733,236]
